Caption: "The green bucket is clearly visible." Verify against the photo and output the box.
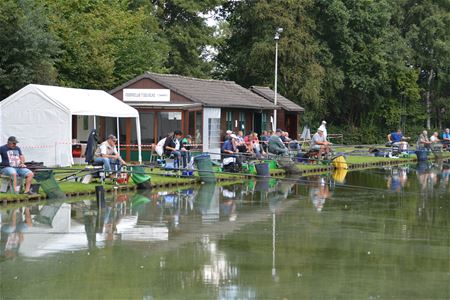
[264,160,278,170]
[34,170,66,199]
[194,155,216,183]
[130,166,151,188]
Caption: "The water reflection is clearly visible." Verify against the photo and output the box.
[0,179,298,261]
[308,175,333,212]
[1,162,449,299]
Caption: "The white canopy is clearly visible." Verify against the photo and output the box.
[0,84,142,166]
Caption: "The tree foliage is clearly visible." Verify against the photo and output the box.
[217,0,449,142]
[0,0,59,99]
[0,0,448,143]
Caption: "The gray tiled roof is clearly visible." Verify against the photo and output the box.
[250,86,304,112]
[110,72,277,110]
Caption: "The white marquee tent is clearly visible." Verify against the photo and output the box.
[0,84,142,167]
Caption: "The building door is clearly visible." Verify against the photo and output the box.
[140,112,155,144]
[286,113,298,139]
[254,113,262,134]
[157,112,182,141]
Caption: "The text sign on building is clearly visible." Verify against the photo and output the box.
[123,89,170,102]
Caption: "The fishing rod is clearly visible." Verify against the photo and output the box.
[31,162,429,198]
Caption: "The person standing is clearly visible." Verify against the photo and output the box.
[319,121,327,140]
[0,136,34,194]
[180,135,193,168]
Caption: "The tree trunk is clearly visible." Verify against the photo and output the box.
[425,69,434,130]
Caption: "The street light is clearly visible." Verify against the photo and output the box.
[273,27,283,132]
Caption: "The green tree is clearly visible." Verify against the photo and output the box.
[151,0,224,77]
[401,0,450,129]
[216,0,326,123]
[45,0,168,90]
[0,0,59,99]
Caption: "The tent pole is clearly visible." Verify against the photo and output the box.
[136,117,142,163]
[93,115,96,129]
[116,117,120,153]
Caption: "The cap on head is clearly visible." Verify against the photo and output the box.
[107,134,117,141]
[276,128,283,133]
[322,120,327,125]
[186,135,192,139]
[174,130,182,136]
[7,136,18,144]
[226,130,232,134]
[230,134,237,139]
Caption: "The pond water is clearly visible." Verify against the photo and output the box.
[1,161,449,299]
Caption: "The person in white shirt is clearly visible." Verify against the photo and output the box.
[94,135,126,172]
[319,121,327,140]
[430,132,440,143]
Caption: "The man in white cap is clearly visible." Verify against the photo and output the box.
[311,128,332,158]
[319,121,327,140]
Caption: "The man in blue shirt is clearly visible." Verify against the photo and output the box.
[387,129,410,150]
[222,134,237,154]
[0,136,34,194]
[388,129,403,143]
[442,128,450,150]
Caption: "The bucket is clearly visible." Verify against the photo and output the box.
[130,166,151,188]
[194,154,216,183]
[415,150,428,162]
[30,183,40,194]
[255,163,270,177]
[264,160,278,170]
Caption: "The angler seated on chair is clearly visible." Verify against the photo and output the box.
[221,134,242,171]
[268,129,288,156]
[430,131,443,151]
[94,135,126,177]
[164,130,183,168]
[442,128,450,150]
[310,128,332,159]
[416,130,432,151]
[0,136,34,194]
[387,129,409,148]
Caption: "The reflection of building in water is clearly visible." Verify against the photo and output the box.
[197,184,220,224]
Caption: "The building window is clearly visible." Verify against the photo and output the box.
[261,113,268,131]
[238,112,245,131]
[226,111,233,131]
[195,111,202,144]
[83,116,89,130]
[208,118,221,149]
[189,111,195,138]
[157,111,182,141]
[140,112,155,144]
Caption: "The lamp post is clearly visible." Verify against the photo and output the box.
[273,27,283,132]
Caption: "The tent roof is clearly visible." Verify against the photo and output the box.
[1,84,138,118]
